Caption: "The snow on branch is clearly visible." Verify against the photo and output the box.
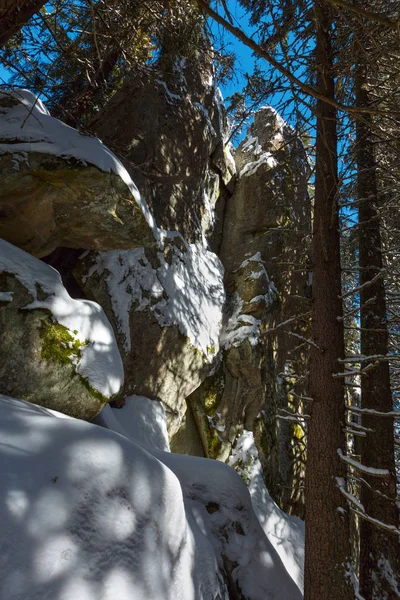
[340,268,386,299]
[337,449,391,477]
[345,404,400,418]
[337,478,400,537]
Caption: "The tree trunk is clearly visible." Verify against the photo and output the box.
[356,66,400,600]
[0,0,45,46]
[304,3,353,599]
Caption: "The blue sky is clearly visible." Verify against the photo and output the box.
[0,0,309,139]
[0,1,257,112]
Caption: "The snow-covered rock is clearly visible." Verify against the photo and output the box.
[188,106,311,513]
[0,239,123,419]
[76,234,225,431]
[0,90,156,257]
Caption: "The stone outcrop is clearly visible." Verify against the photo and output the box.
[75,235,225,434]
[0,239,123,420]
[183,108,311,513]
[90,53,235,247]
[0,86,311,519]
[71,50,234,433]
[0,90,155,257]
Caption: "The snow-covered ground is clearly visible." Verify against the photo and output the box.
[0,394,304,600]
[0,395,225,600]
[96,397,305,598]
[229,430,305,593]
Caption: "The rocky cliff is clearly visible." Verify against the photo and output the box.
[0,57,310,598]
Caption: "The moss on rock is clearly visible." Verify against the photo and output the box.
[40,321,87,365]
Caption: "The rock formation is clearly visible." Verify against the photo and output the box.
[0,239,123,419]
[76,235,225,433]
[175,108,311,513]
[0,90,155,257]
[0,61,311,596]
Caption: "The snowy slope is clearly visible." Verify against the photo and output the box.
[94,396,170,453]
[229,431,305,593]
[0,395,226,600]
[1,392,304,600]
[96,398,304,600]
[0,239,123,398]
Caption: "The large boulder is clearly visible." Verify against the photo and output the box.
[0,90,156,257]
[76,234,225,433]
[90,53,235,247]
[0,239,124,419]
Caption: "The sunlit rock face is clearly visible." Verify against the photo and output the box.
[0,239,123,420]
[71,48,236,432]
[184,108,312,515]
[0,91,155,257]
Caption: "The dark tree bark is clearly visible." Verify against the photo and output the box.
[0,0,46,46]
[304,3,353,599]
[356,67,400,600]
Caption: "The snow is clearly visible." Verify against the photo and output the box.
[0,89,158,242]
[242,135,263,156]
[337,448,391,476]
[94,396,170,453]
[375,556,400,597]
[220,293,262,349]
[239,152,278,178]
[96,400,303,600]
[0,394,224,600]
[220,256,277,350]
[0,239,123,397]
[155,79,182,104]
[336,476,365,512]
[0,291,13,301]
[87,239,225,358]
[229,430,305,594]
[1,389,305,600]
[193,102,217,137]
[236,252,265,271]
[238,106,297,178]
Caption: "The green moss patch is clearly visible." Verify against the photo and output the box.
[40,320,109,404]
[40,320,88,365]
[79,374,109,404]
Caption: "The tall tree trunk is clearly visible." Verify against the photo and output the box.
[356,65,400,600]
[0,0,45,46]
[304,3,353,599]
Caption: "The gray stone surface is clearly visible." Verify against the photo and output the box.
[91,56,235,247]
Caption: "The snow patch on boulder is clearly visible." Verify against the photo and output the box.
[87,238,225,359]
[0,239,123,398]
[0,89,158,242]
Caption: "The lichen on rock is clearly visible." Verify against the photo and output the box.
[0,238,123,419]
